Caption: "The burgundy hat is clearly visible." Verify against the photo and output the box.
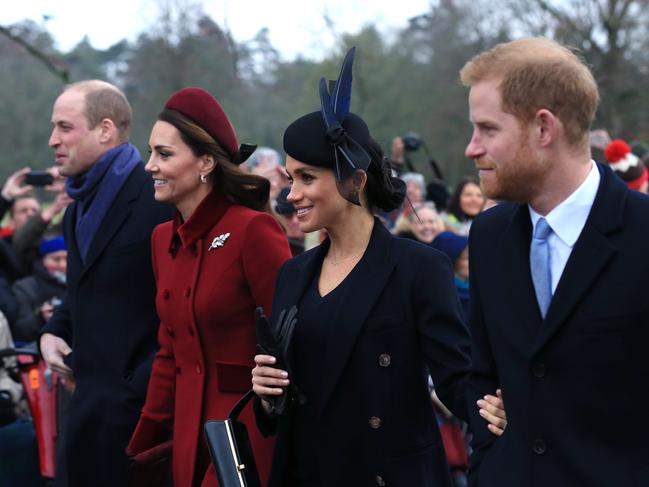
[164,87,239,157]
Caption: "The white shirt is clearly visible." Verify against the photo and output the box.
[528,161,600,294]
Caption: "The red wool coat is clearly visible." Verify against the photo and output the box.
[128,190,291,487]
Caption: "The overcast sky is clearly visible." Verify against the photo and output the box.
[1,0,434,60]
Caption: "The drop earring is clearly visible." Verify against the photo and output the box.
[200,174,208,184]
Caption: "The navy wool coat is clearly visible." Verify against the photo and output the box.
[467,164,649,487]
[41,163,171,487]
[257,220,471,487]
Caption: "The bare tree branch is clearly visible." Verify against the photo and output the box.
[0,24,69,82]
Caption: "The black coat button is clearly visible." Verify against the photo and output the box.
[369,416,382,429]
[175,367,181,375]
[378,353,391,367]
[375,475,386,486]
[532,438,547,455]
[162,289,170,300]
[532,362,546,378]
[188,328,195,337]
[166,327,174,337]
[184,287,191,297]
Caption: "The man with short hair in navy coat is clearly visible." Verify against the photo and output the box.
[40,80,171,486]
[461,38,649,487]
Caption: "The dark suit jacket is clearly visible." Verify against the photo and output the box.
[41,163,171,487]
[258,220,471,487]
[467,164,649,487]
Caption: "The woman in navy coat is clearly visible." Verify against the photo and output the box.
[251,49,494,487]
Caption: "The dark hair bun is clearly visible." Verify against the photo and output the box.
[365,138,406,212]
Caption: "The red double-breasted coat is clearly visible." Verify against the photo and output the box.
[128,190,291,486]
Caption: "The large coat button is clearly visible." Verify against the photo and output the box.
[184,287,191,298]
[378,353,391,367]
[162,289,170,300]
[166,327,174,337]
[532,438,547,455]
[532,362,546,378]
[369,416,382,429]
[375,475,386,486]
[188,327,195,337]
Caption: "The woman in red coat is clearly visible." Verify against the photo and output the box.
[127,87,291,486]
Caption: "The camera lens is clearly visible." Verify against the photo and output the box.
[402,132,422,151]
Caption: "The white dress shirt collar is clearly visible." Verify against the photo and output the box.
[529,161,600,247]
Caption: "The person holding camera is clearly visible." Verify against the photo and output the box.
[12,179,72,276]
[11,235,67,343]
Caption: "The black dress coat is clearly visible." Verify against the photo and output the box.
[41,163,171,487]
[257,220,471,487]
[467,163,649,487]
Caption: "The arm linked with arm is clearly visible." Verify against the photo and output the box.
[415,251,472,423]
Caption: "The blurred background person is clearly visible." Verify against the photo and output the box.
[0,168,34,226]
[442,176,484,235]
[275,186,305,256]
[400,171,426,205]
[604,138,648,193]
[12,169,71,275]
[431,231,470,319]
[245,146,289,207]
[2,194,41,239]
[394,201,444,244]
[11,235,67,343]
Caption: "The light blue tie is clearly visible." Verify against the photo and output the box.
[530,218,553,318]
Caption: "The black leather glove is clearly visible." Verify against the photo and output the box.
[255,306,301,416]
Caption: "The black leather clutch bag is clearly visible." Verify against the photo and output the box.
[204,390,261,487]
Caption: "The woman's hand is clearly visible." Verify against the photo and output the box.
[252,354,290,413]
[477,388,507,436]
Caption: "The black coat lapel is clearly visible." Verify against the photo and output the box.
[64,202,83,273]
[80,167,145,275]
[530,164,624,356]
[500,204,543,347]
[318,221,396,416]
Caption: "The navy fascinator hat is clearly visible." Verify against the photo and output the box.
[283,47,372,205]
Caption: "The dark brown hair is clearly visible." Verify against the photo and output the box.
[447,176,481,222]
[158,108,271,212]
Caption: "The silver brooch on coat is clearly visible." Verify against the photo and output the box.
[208,233,230,251]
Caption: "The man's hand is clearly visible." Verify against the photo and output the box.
[40,332,73,379]
[1,167,33,201]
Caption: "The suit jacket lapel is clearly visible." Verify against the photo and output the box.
[80,168,144,275]
[530,164,624,356]
[318,221,396,416]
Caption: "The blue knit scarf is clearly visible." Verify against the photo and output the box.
[65,143,141,262]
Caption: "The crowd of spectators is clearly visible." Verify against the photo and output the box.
[1,124,648,485]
